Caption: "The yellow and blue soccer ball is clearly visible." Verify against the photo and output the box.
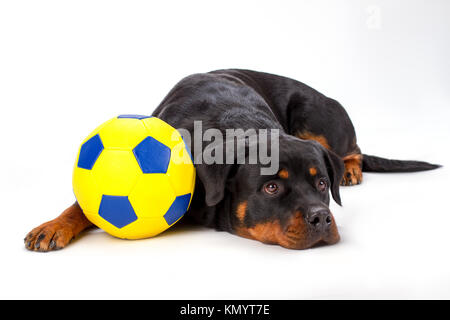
[72,115,195,239]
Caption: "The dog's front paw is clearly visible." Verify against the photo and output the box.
[24,221,75,252]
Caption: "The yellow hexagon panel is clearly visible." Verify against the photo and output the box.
[84,213,169,239]
[99,118,148,150]
[72,168,102,215]
[79,118,115,146]
[118,218,170,239]
[128,174,176,219]
[91,149,141,196]
[141,117,183,149]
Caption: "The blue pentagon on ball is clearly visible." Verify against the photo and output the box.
[133,136,171,173]
[164,194,192,225]
[77,134,104,170]
[117,114,152,120]
[99,195,138,228]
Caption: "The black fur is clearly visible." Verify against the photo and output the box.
[152,69,439,249]
[362,154,441,172]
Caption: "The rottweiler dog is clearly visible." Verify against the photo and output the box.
[24,69,440,251]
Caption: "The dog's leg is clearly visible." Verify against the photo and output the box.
[341,153,363,186]
[24,202,94,252]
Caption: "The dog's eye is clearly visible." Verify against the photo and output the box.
[317,178,328,192]
[263,182,279,195]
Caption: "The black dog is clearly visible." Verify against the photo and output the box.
[24,69,439,251]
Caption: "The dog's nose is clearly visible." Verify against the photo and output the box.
[305,206,332,230]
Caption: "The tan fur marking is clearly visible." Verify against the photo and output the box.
[236,201,248,222]
[278,169,289,179]
[341,153,363,186]
[296,131,330,150]
[309,167,317,176]
[342,153,362,162]
[24,202,93,252]
[236,219,293,248]
[235,211,340,249]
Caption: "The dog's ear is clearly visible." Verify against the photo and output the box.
[323,149,345,206]
[195,136,252,207]
[196,162,236,206]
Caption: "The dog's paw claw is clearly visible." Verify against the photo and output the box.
[24,222,74,252]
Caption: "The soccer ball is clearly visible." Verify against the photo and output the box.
[72,115,195,239]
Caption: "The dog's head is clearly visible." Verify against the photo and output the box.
[196,134,344,249]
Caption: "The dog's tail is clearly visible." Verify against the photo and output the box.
[362,154,441,173]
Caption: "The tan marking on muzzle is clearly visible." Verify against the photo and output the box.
[235,211,340,249]
[236,201,247,223]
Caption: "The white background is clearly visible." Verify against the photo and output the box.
[1,0,449,299]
